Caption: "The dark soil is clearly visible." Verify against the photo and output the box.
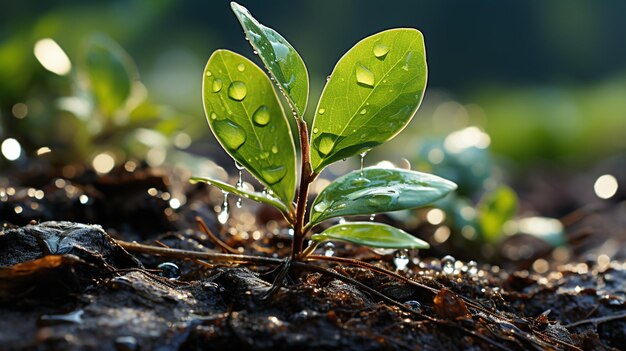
[1,163,625,350]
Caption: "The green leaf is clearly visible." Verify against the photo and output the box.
[203,49,296,207]
[310,28,427,173]
[477,186,518,242]
[231,2,309,117]
[311,222,429,249]
[190,176,289,215]
[84,34,137,117]
[309,167,456,226]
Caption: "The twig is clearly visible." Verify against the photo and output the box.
[117,240,282,266]
[564,312,626,328]
[195,216,240,254]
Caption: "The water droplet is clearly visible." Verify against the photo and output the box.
[252,105,270,126]
[402,51,413,71]
[213,120,246,151]
[115,336,138,351]
[228,81,247,101]
[212,78,223,93]
[312,128,319,134]
[365,189,399,207]
[373,43,390,58]
[359,108,367,115]
[237,63,245,72]
[218,191,230,224]
[355,63,375,87]
[442,255,455,274]
[324,242,335,257]
[338,217,346,224]
[404,300,421,311]
[271,145,278,154]
[369,214,375,221]
[158,262,181,280]
[235,162,244,209]
[467,260,478,275]
[261,165,286,185]
[210,112,217,120]
[394,249,410,271]
[372,248,396,255]
[318,108,325,115]
[39,309,84,326]
[316,135,335,156]
[206,70,212,77]
[359,150,368,176]
[352,177,371,187]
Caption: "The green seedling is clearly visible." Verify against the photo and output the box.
[192,2,457,260]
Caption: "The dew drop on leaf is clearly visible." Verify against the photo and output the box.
[271,145,278,154]
[359,108,367,115]
[206,70,212,77]
[373,43,390,58]
[237,63,245,72]
[355,63,375,87]
[312,128,319,134]
[213,119,246,151]
[318,108,325,115]
[212,78,223,93]
[316,136,335,156]
[210,112,217,120]
[351,177,370,186]
[252,105,270,126]
[261,165,287,185]
[228,81,247,101]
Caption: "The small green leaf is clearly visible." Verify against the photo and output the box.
[477,186,518,242]
[231,2,309,117]
[311,222,429,249]
[190,176,289,215]
[203,50,297,207]
[84,34,137,117]
[310,28,427,173]
[309,167,456,226]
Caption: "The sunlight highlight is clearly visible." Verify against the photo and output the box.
[34,38,72,76]
[594,174,618,199]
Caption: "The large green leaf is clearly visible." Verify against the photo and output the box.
[231,2,309,117]
[310,28,427,173]
[309,167,456,226]
[311,222,430,249]
[84,34,137,117]
[203,49,296,206]
[477,186,518,242]
[190,176,289,215]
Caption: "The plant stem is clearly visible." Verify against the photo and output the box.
[291,117,316,259]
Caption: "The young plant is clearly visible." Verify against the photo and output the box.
[192,2,457,260]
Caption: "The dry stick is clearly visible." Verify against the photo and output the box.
[564,311,626,328]
[195,216,240,254]
[117,240,282,266]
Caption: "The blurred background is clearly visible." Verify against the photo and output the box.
[1,0,624,264]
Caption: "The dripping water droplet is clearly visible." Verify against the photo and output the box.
[355,63,375,87]
[442,255,455,274]
[324,242,335,257]
[394,249,410,271]
[235,162,244,209]
[218,191,230,224]
[228,81,247,101]
[359,150,368,176]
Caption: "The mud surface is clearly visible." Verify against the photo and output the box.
[0,165,625,350]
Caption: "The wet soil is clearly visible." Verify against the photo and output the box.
[1,164,625,350]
